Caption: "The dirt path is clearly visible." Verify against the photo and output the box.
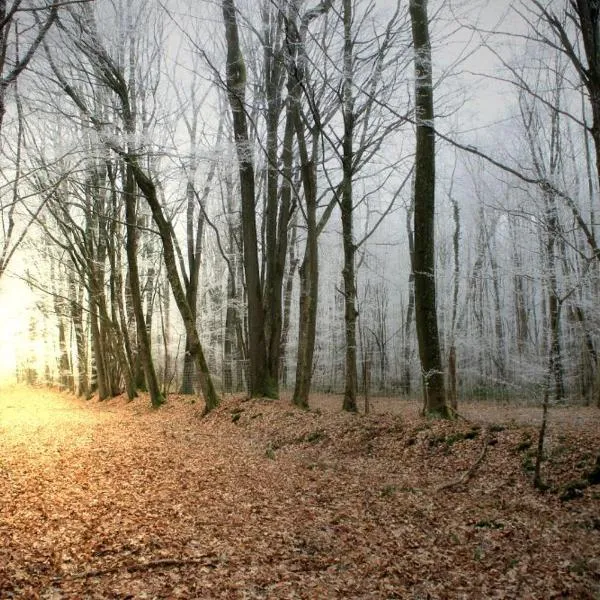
[1,387,599,599]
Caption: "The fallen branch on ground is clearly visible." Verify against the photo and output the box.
[435,428,490,492]
[447,406,471,422]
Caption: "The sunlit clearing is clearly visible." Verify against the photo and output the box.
[0,275,36,386]
[0,387,98,456]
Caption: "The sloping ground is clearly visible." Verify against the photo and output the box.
[0,386,598,599]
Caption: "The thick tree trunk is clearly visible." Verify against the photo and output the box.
[409,0,448,417]
[222,0,273,399]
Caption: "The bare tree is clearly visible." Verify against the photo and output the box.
[409,0,447,416]
[44,2,220,410]
[222,0,274,399]
[0,2,60,282]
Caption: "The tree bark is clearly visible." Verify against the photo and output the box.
[130,161,220,412]
[124,163,163,407]
[401,206,415,396]
[291,105,319,409]
[69,272,89,397]
[180,179,204,395]
[341,0,358,413]
[262,3,289,391]
[409,0,448,416]
[222,0,273,398]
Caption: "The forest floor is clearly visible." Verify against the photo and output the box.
[0,386,599,599]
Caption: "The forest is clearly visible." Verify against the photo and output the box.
[0,0,599,416]
[1,2,600,597]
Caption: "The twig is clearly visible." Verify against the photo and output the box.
[447,406,471,422]
[53,556,217,581]
[436,428,490,492]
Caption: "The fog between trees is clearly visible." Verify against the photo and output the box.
[2,0,599,413]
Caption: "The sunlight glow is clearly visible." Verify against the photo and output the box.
[0,274,35,385]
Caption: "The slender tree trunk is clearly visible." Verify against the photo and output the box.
[179,185,202,395]
[487,235,507,384]
[447,186,460,410]
[291,101,319,410]
[293,233,318,409]
[448,346,457,411]
[159,273,171,393]
[124,163,163,407]
[401,206,415,396]
[69,273,89,397]
[262,4,289,391]
[509,217,529,355]
[409,0,447,416]
[280,212,298,387]
[89,288,109,400]
[56,309,73,392]
[341,0,358,413]
[129,160,220,412]
[180,188,200,393]
[545,196,565,402]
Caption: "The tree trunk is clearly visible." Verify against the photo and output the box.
[509,217,529,355]
[401,206,415,396]
[487,234,507,384]
[179,183,199,394]
[89,288,109,400]
[124,163,163,407]
[222,0,273,398]
[69,273,89,397]
[293,230,318,409]
[290,87,319,409]
[130,160,220,412]
[409,0,448,417]
[545,195,565,402]
[341,0,358,413]
[446,185,459,409]
[262,4,289,391]
[280,212,298,387]
[448,345,457,411]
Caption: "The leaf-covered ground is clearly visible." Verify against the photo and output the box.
[0,386,599,599]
